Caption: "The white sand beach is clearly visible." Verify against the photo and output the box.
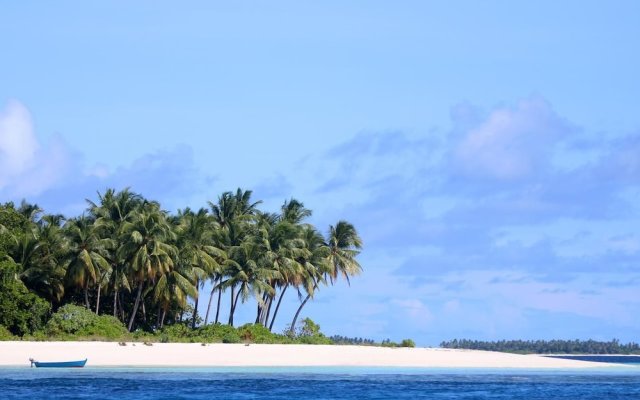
[0,342,617,368]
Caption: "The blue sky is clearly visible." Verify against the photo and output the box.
[1,1,639,345]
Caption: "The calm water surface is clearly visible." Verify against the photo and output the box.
[1,367,640,399]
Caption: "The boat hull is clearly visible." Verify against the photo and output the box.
[32,359,87,368]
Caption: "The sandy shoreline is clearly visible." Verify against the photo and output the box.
[0,342,621,369]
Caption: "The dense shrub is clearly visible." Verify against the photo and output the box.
[400,339,416,348]
[237,323,280,343]
[0,260,51,336]
[0,325,16,340]
[196,323,240,343]
[292,318,333,345]
[45,304,127,339]
[159,324,194,343]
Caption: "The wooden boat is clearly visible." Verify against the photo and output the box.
[29,358,87,368]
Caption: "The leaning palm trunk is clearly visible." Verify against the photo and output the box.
[95,283,101,315]
[269,285,288,331]
[214,279,223,324]
[204,283,216,325]
[113,288,118,318]
[191,279,200,329]
[128,282,144,332]
[229,288,242,326]
[228,284,236,326]
[84,285,91,310]
[289,293,311,336]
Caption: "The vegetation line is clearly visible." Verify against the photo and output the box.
[0,188,365,342]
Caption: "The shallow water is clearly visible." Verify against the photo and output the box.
[2,367,640,399]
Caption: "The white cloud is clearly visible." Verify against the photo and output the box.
[454,97,571,180]
[0,101,39,188]
[0,100,72,197]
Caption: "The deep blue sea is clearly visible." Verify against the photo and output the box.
[2,366,640,399]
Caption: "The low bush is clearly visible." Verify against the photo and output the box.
[196,323,239,343]
[0,325,15,340]
[237,323,279,343]
[0,260,51,336]
[400,339,416,348]
[45,304,128,339]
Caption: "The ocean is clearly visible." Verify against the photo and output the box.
[1,365,640,399]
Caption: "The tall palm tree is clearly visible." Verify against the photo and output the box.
[88,188,142,321]
[175,207,225,328]
[288,221,362,335]
[255,200,312,328]
[63,215,113,312]
[208,189,261,326]
[152,260,198,328]
[17,217,67,304]
[118,201,177,331]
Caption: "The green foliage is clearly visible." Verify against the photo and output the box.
[237,323,281,343]
[0,259,51,336]
[381,339,398,347]
[221,331,242,343]
[290,318,333,344]
[45,304,127,339]
[196,323,239,342]
[400,339,416,348]
[0,325,16,340]
[0,202,29,257]
[159,324,194,343]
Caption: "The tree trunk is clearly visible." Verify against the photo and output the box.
[289,293,311,336]
[255,292,268,324]
[228,285,236,326]
[255,303,261,324]
[156,305,162,328]
[142,298,147,322]
[160,308,167,328]
[192,279,199,329]
[263,294,274,327]
[229,287,242,327]
[84,285,90,310]
[269,285,288,331]
[214,277,223,324]
[119,291,126,321]
[204,278,217,325]
[128,282,144,332]
[113,288,118,319]
[95,283,102,315]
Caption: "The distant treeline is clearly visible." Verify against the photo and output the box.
[330,335,415,347]
[330,335,377,345]
[440,339,640,354]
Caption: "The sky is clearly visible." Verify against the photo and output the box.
[1,1,639,345]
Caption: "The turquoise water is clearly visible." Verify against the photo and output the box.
[2,367,640,399]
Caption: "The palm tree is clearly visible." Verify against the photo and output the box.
[175,207,225,328]
[152,261,198,328]
[88,188,142,321]
[288,221,362,335]
[118,201,177,331]
[207,189,261,326]
[17,217,67,304]
[255,200,311,328]
[63,215,113,312]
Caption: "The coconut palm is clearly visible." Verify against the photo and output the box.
[208,189,261,326]
[88,188,142,320]
[152,261,198,328]
[63,215,114,312]
[288,221,362,335]
[118,201,177,331]
[175,207,226,328]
